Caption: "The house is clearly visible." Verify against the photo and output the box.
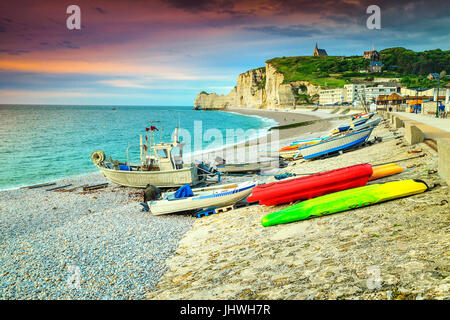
[313,42,328,57]
[364,50,380,60]
[369,61,383,72]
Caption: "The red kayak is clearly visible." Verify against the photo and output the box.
[247,164,373,206]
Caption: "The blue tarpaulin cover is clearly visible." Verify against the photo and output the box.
[174,184,194,198]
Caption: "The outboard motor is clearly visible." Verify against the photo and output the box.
[140,184,161,212]
[143,184,161,202]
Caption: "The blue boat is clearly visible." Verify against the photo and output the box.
[299,127,374,160]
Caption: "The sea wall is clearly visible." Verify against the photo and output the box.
[194,63,321,110]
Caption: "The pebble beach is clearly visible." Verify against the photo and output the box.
[0,173,195,299]
[0,107,320,299]
[1,108,448,300]
[147,112,449,300]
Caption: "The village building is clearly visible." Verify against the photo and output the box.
[319,84,398,106]
[369,61,383,72]
[364,50,380,60]
[313,42,328,56]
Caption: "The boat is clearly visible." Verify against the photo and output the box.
[279,138,324,152]
[148,181,255,215]
[279,149,305,160]
[332,117,369,134]
[369,163,403,181]
[352,112,375,121]
[299,127,374,160]
[261,179,429,226]
[348,117,381,132]
[247,164,373,206]
[91,126,208,188]
[216,160,285,173]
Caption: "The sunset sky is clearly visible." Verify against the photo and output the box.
[0,0,449,105]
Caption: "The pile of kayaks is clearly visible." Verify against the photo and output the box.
[253,161,429,227]
[247,164,374,206]
[261,179,428,227]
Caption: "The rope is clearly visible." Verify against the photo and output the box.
[372,153,426,167]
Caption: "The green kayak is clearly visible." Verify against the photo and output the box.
[261,179,429,227]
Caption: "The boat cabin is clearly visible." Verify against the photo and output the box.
[151,142,184,171]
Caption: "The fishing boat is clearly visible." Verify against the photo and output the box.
[91,125,208,188]
[299,127,374,160]
[215,160,285,173]
[148,181,255,215]
[261,179,428,226]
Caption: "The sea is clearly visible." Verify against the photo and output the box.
[0,105,277,190]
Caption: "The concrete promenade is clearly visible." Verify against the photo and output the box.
[386,111,450,185]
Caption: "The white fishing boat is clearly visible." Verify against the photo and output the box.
[91,125,208,188]
[299,127,374,160]
[148,181,255,215]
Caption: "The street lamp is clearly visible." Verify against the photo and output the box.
[428,73,440,118]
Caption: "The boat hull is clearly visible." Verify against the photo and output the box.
[97,165,203,188]
[261,179,428,227]
[300,128,374,160]
[149,182,255,215]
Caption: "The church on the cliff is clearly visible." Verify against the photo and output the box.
[313,42,328,56]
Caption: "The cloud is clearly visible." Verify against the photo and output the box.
[244,24,324,38]
[0,49,30,55]
[95,7,106,14]
[98,79,152,89]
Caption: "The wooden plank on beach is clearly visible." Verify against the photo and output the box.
[21,182,56,189]
[46,184,73,191]
[82,183,108,191]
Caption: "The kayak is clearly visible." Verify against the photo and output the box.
[247,164,373,206]
[261,179,428,227]
[369,163,403,181]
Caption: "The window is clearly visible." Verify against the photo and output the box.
[157,149,169,158]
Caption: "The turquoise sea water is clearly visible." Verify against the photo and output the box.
[0,105,276,190]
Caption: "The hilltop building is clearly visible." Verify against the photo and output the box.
[369,61,383,72]
[364,50,380,60]
[313,42,328,57]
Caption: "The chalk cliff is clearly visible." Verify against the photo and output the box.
[194,63,321,110]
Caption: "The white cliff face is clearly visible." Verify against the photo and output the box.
[194,63,321,110]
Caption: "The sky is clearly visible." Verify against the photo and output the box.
[0,0,449,106]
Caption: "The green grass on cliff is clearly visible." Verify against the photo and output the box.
[266,48,450,89]
[266,56,369,88]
